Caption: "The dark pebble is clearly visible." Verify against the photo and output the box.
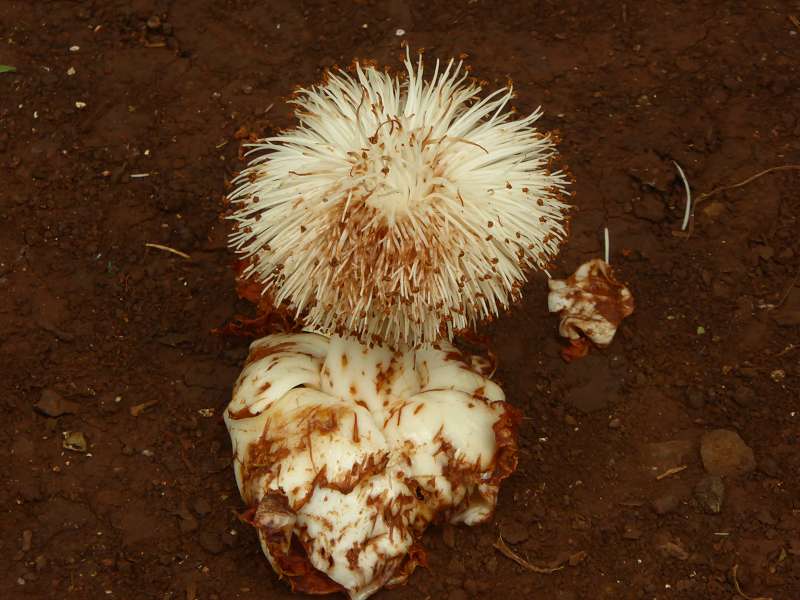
[192,498,212,517]
[198,530,224,555]
[758,456,782,478]
[499,521,529,544]
[651,493,681,515]
[694,475,725,514]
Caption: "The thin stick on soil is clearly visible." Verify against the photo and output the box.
[655,465,687,480]
[676,164,800,238]
[493,536,564,574]
[673,161,691,231]
[603,227,610,264]
[695,165,800,206]
[145,242,191,260]
[775,268,800,309]
[731,564,773,600]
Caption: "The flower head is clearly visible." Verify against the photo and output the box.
[229,53,569,346]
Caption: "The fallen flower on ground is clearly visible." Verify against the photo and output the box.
[548,258,634,350]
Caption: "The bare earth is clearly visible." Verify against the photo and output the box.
[1,1,799,598]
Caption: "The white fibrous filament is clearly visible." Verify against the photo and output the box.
[225,332,519,600]
[228,53,569,348]
[547,259,634,347]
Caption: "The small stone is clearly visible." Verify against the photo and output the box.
[62,431,88,453]
[700,429,756,477]
[192,498,212,517]
[657,540,689,560]
[756,509,777,525]
[702,201,726,219]
[34,389,79,417]
[633,194,666,223]
[198,530,224,555]
[694,475,725,514]
[564,414,578,427]
[500,521,529,545]
[177,505,198,534]
[651,493,681,515]
[146,15,161,30]
[608,417,622,429]
[758,456,782,478]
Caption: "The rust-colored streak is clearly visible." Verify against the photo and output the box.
[247,342,295,365]
[352,413,360,444]
[228,405,257,420]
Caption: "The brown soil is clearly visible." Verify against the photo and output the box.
[2,1,799,599]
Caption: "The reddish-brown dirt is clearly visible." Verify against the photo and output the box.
[2,1,799,599]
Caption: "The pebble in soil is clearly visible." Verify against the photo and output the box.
[700,429,756,477]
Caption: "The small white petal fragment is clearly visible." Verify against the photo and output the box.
[395,28,406,36]
[548,259,634,347]
[75,101,87,109]
[69,45,80,52]
[67,66,76,76]
[226,333,518,600]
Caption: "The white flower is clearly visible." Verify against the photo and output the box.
[229,53,569,347]
[225,332,518,600]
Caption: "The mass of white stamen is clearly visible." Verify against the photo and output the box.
[229,54,569,347]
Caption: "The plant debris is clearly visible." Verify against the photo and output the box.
[62,431,88,453]
[493,536,582,573]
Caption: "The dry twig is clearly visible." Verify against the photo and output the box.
[493,537,564,574]
[675,165,800,238]
[145,243,191,260]
[695,165,800,206]
[656,465,688,480]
